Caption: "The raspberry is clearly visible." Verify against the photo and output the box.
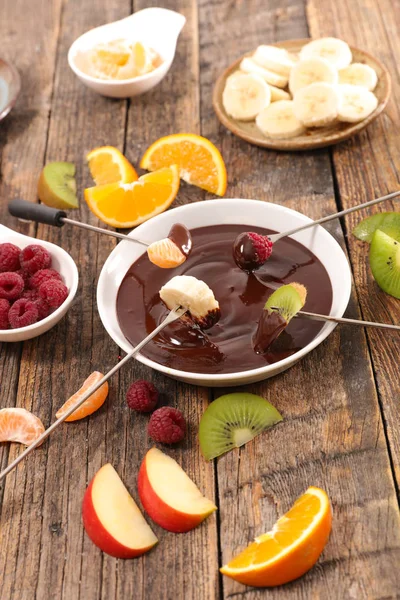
[0,243,20,272]
[29,268,62,290]
[0,272,24,300]
[0,299,10,329]
[38,279,68,309]
[20,244,51,274]
[148,407,186,444]
[233,232,273,271]
[126,380,159,412]
[16,269,31,286]
[21,289,50,320]
[8,298,39,328]
[21,289,38,301]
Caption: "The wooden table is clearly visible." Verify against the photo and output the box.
[1,0,400,598]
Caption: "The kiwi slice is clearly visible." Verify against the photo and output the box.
[265,283,307,322]
[37,162,79,209]
[369,229,400,298]
[199,393,282,460]
[353,212,400,243]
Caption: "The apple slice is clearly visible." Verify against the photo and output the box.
[138,447,217,533]
[82,463,158,558]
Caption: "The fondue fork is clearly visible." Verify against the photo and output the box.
[270,308,400,331]
[0,306,186,483]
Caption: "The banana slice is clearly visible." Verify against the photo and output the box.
[256,100,306,139]
[299,37,352,69]
[252,45,296,76]
[337,84,378,123]
[339,63,378,91]
[289,57,338,95]
[293,82,341,127]
[240,57,288,89]
[268,83,291,102]
[222,72,271,121]
[159,275,221,330]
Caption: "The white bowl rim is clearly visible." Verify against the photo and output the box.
[0,225,79,338]
[97,199,352,383]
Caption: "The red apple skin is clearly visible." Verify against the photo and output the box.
[82,478,156,558]
[138,459,214,533]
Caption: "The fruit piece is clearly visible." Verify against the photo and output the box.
[37,162,79,210]
[253,45,296,76]
[87,40,155,81]
[289,57,338,96]
[86,146,138,186]
[338,84,378,123]
[141,133,227,196]
[0,243,20,272]
[0,272,24,301]
[220,486,332,587]
[267,83,291,102]
[138,447,217,532]
[293,82,341,127]
[0,298,10,329]
[233,232,274,271]
[82,463,158,558]
[199,393,282,460]
[84,165,180,228]
[55,371,109,421]
[15,268,30,286]
[338,63,378,91]
[369,229,400,298]
[299,37,352,69]
[159,275,221,329]
[38,279,68,309]
[126,380,159,413]
[20,244,51,274]
[222,71,271,121]
[29,268,62,290]
[0,407,45,446]
[148,407,186,444]
[239,57,288,89]
[8,298,39,328]
[256,100,306,140]
[353,212,400,243]
[147,237,186,269]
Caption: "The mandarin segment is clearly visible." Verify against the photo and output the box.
[87,146,138,185]
[147,237,186,268]
[0,407,45,446]
[55,371,109,421]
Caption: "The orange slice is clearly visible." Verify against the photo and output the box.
[0,407,45,446]
[220,486,332,587]
[84,165,180,228]
[87,146,138,186]
[140,134,227,196]
[147,238,186,268]
[56,371,109,422]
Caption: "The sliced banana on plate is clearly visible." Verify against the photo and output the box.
[337,84,378,122]
[299,37,352,69]
[222,72,271,120]
[289,57,338,95]
[268,83,291,102]
[256,100,306,139]
[252,45,296,76]
[339,63,378,91]
[240,57,288,88]
[293,82,341,127]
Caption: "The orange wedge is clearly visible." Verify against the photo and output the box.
[140,134,227,196]
[56,371,109,422]
[0,407,45,446]
[87,146,138,186]
[220,487,332,587]
[84,165,180,228]
[147,237,186,268]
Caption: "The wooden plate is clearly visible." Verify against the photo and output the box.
[213,39,391,151]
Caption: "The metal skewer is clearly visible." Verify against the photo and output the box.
[287,309,400,331]
[0,306,186,483]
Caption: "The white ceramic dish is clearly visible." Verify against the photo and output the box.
[68,8,186,98]
[0,225,79,342]
[97,199,352,387]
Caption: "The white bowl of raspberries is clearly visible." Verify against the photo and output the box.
[0,224,79,342]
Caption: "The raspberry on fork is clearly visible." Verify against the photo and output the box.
[0,243,21,272]
[38,279,68,309]
[8,298,39,329]
[0,272,25,301]
[0,299,10,329]
[20,244,51,274]
[126,380,159,412]
[233,231,273,271]
[148,407,186,444]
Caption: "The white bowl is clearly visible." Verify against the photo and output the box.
[0,225,79,342]
[97,199,352,386]
[68,8,186,98]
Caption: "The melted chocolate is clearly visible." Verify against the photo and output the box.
[253,310,287,354]
[168,223,192,257]
[116,224,333,374]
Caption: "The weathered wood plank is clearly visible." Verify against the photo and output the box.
[198,0,400,597]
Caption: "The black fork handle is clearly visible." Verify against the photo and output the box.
[8,199,66,227]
